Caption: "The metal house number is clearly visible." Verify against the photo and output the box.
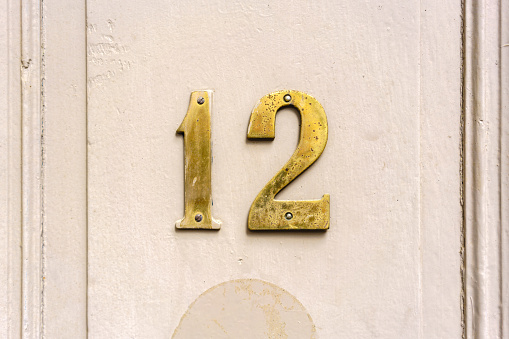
[176,90,330,231]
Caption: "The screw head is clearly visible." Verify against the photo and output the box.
[197,96,205,105]
[285,212,293,220]
[195,214,203,222]
[283,94,291,102]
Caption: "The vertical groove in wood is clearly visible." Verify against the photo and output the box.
[20,0,42,337]
[85,1,89,335]
[464,0,508,337]
[501,0,509,336]
[460,1,466,337]
[0,0,22,337]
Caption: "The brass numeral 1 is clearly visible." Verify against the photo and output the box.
[247,90,330,230]
[175,91,221,230]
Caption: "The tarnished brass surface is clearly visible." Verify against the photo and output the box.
[175,91,221,230]
[247,90,330,230]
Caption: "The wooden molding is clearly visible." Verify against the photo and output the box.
[21,0,43,337]
[16,0,88,338]
[0,0,22,338]
[463,0,509,337]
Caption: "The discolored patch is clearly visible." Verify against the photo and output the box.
[172,279,316,338]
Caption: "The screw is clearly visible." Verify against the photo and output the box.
[283,94,291,102]
[285,212,293,220]
[195,214,203,222]
[197,97,205,105]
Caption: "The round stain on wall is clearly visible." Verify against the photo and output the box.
[172,279,317,339]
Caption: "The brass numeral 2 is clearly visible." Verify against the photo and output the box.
[177,90,329,231]
[247,90,330,230]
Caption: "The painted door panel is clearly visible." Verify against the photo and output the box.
[83,1,462,338]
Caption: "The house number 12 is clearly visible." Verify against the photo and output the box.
[176,90,330,231]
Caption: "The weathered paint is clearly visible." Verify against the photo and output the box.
[173,279,316,339]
